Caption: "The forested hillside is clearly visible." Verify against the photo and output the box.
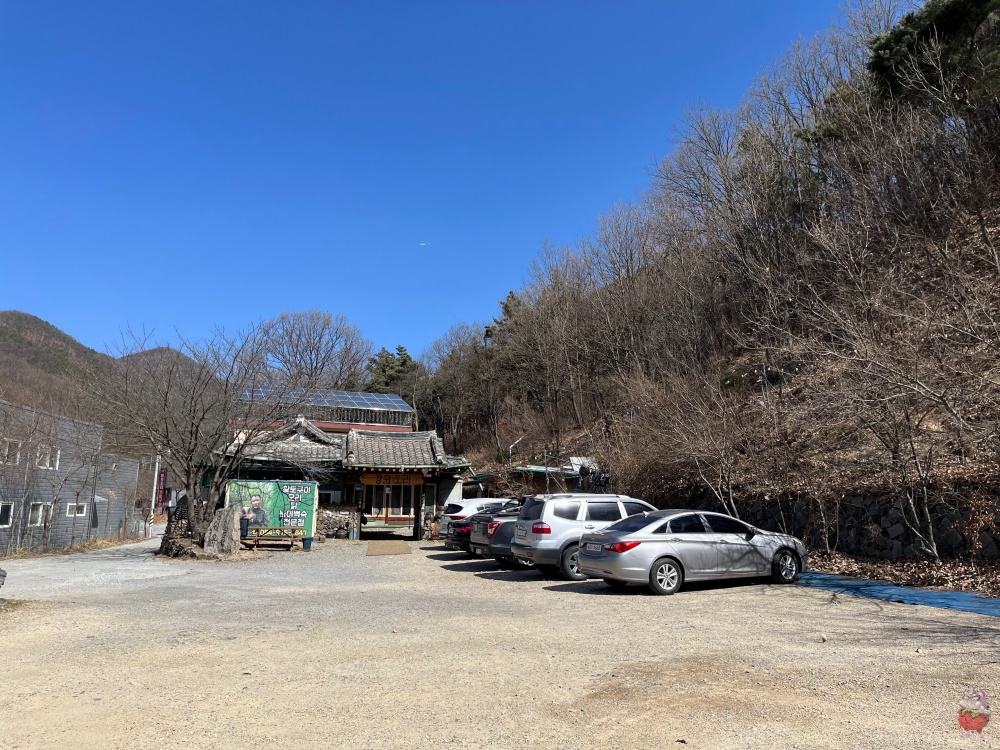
[413,0,1000,557]
[0,311,113,417]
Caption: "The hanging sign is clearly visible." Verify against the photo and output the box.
[361,473,423,486]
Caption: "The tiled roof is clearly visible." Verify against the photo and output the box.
[240,438,344,463]
[225,417,470,471]
[228,415,344,464]
[345,430,469,470]
[346,429,445,468]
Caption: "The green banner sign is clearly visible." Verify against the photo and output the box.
[226,480,317,537]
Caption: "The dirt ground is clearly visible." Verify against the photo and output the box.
[1,536,999,749]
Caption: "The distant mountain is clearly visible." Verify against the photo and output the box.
[0,311,114,416]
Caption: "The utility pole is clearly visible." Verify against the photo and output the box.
[148,452,161,537]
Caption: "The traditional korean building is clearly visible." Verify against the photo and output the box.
[228,389,470,534]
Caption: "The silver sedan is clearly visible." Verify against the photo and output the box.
[577,509,807,595]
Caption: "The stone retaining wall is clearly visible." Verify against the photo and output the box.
[316,505,359,538]
[732,493,1000,561]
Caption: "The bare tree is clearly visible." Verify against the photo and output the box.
[98,324,306,546]
[261,310,373,390]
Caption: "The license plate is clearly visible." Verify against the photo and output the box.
[586,543,602,552]
[516,527,526,538]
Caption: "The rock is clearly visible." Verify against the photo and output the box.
[978,541,999,561]
[203,507,240,556]
[940,529,964,551]
[887,523,906,539]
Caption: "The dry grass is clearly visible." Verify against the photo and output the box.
[1,535,146,561]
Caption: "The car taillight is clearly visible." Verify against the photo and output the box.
[531,522,551,534]
[604,541,641,553]
[448,515,467,521]
[487,521,502,538]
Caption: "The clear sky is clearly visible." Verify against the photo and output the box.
[0,1,843,358]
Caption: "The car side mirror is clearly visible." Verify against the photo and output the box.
[745,528,756,541]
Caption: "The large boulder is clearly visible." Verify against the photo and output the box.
[203,506,241,556]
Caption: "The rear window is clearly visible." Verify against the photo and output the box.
[586,502,623,522]
[551,501,581,520]
[606,514,653,533]
[443,504,464,515]
[520,499,545,521]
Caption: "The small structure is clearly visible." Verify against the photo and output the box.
[464,457,605,498]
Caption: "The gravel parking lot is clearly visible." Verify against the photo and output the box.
[1,536,999,749]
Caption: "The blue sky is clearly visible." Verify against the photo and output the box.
[0,1,842,358]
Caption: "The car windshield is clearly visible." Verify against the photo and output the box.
[605,513,655,534]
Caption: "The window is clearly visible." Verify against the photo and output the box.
[705,515,750,535]
[668,514,708,534]
[519,499,545,521]
[1,439,21,465]
[28,503,52,527]
[0,503,11,527]
[66,503,88,518]
[606,514,656,534]
[623,502,652,516]
[586,502,623,522]
[36,444,60,470]
[552,501,581,520]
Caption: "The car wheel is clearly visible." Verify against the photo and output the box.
[647,558,683,595]
[771,549,799,584]
[560,545,588,581]
[603,578,629,589]
[495,556,515,569]
[536,564,559,576]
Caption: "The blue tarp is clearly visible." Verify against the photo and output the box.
[797,571,1000,618]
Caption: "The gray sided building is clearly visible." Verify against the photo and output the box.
[0,400,141,555]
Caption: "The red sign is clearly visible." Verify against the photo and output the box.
[157,468,168,508]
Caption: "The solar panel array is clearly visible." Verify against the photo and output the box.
[242,385,414,412]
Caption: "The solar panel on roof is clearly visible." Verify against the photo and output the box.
[238,385,414,412]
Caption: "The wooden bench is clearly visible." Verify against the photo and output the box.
[240,527,306,551]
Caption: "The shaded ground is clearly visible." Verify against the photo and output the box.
[812,549,1000,598]
[1,539,999,749]
[799,571,1000,617]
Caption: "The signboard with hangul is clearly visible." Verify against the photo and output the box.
[225,480,318,537]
